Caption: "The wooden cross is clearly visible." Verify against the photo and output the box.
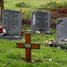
[16,32,40,62]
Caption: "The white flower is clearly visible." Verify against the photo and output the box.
[49,59,52,61]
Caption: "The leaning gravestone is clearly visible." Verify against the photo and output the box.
[1,9,22,39]
[56,18,67,42]
[31,11,50,33]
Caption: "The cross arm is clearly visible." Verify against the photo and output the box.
[31,43,40,49]
[16,42,25,48]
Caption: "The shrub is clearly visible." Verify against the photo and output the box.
[16,2,30,8]
[50,22,56,29]
[44,2,67,9]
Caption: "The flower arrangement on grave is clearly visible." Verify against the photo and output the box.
[44,38,67,50]
[58,41,67,49]
[0,26,6,36]
[44,38,58,47]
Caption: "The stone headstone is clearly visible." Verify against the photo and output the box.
[2,9,22,36]
[56,18,67,42]
[31,11,50,33]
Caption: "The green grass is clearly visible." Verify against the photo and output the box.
[4,0,67,18]
[0,27,67,67]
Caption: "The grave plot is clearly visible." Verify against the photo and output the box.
[31,11,50,33]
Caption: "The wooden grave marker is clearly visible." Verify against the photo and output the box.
[16,32,40,62]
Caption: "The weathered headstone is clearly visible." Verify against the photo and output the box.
[2,9,22,36]
[16,32,40,62]
[56,18,67,42]
[31,11,50,33]
[0,9,22,39]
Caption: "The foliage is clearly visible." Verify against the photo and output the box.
[4,0,67,18]
[16,2,30,8]
[44,2,67,9]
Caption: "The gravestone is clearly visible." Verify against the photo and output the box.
[56,18,67,42]
[31,11,50,33]
[0,9,22,39]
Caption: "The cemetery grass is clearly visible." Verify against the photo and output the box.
[4,0,67,18]
[0,28,67,67]
[2,0,67,67]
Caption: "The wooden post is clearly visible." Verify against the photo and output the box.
[25,33,31,62]
[0,0,4,20]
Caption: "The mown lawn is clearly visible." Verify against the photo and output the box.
[0,36,67,67]
[0,28,67,67]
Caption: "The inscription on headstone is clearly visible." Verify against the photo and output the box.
[56,18,67,42]
[2,9,22,36]
[31,11,50,33]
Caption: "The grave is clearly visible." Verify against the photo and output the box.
[16,32,40,62]
[56,18,67,42]
[31,11,50,33]
[0,9,22,40]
